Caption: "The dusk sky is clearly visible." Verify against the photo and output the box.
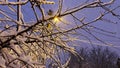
[67,0,120,55]
[0,0,120,49]
[17,0,120,53]
[50,0,120,52]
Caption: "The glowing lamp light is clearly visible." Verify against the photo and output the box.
[53,17,61,23]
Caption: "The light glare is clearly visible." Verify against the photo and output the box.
[53,17,60,23]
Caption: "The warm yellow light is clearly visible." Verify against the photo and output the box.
[53,17,60,23]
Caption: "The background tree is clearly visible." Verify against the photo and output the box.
[117,58,120,68]
[88,46,118,68]
[0,0,120,67]
[68,46,118,68]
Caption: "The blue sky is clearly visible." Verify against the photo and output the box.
[49,0,120,54]
[0,0,120,53]
[29,0,120,51]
